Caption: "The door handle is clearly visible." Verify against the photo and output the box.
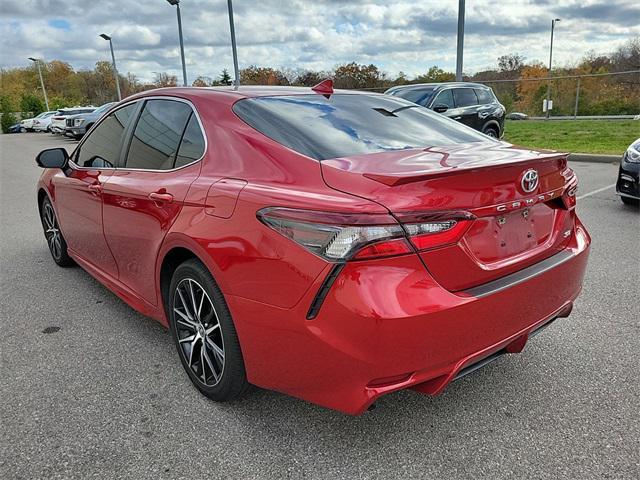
[148,192,174,203]
[88,183,102,194]
[453,116,462,120]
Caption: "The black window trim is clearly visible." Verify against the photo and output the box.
[69,95,207,173]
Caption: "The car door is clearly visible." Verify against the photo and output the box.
[452,88,481,130]
[53,103,138,278]
[429,88,456,118]
[101,98,205,306]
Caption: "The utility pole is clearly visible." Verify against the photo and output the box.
[226,0,240,90]
[167,0,188,87]
[100,34,122,101]
[455,0,465,82]
[545,18,560,119]
[28,57,49,110]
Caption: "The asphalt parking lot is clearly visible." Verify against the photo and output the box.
[1,133,639,480]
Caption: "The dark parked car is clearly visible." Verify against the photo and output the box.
[385,82,506,137]
[616,138,640,206]
[7,123,22,133]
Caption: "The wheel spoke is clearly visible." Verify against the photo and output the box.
[187,280,199,321]
[206,337,224,366]
[187,336,198,367]
[197,288,205,320]
[178,334,196,344]
[176,286,194,321]
[200,345,207,381]
[202,346,219,382]
[205,323,219,335]
[174,308,196,327]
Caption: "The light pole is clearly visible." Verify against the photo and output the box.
[545,18,560,119]
[226,0,240,89]
[166,0,188,87]
[99,33,122,101]
[28,57,49,110]
[455,0,465,82]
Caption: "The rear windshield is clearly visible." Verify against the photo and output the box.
[233,94,489,160]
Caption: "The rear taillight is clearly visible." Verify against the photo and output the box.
[258,207,474,262]
[560,174,578,210]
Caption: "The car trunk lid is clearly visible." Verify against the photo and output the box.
[320,142,576,291]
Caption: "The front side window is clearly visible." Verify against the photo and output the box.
[125,100,192,170]
[233,94,490,160]
[432,89,455,108]
[453,89,479,108]
[75,103,137,168]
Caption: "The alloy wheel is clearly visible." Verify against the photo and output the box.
[43,202,62,260]
[173,278,225,386]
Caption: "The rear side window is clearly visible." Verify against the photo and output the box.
[76,103,137,168]
[474,88,494,104]
[233,94,489,160]
[175,114,206,168]
[432,89,455,108]
[453,89,478,107]
[125,100,192,170]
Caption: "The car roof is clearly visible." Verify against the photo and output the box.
[388,82,490,91]
[127,85,374,103]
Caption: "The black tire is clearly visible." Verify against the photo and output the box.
[621,196,639,207]
[40,196,75,267]
[168,259,249,401]
[483,125,499,138]
[20,127,26,133]
[73,134,83,141]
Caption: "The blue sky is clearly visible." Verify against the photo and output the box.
[1,0,638,84]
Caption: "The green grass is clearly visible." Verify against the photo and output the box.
[503,119,639,155]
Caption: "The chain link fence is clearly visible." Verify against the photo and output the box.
[350,70,640,118]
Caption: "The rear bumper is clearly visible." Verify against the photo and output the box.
[228,220,590,415]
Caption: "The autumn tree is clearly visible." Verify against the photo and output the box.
[333,63,387,89]
[240,66,288,85]
[153,72,178,88]
[498,54,525,75]
[414,66,455,84]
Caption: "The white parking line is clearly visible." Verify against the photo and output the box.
[577,183,616,200]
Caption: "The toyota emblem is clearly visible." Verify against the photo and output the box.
[520,169,539,193]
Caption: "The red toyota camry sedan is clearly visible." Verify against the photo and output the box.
[35,83,590,414]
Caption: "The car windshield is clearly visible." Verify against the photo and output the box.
[233,94,490,160]
[391,87,437,105]
[93,103,113,115]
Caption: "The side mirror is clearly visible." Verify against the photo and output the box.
[433,104,449,113]
[36,148,69,169]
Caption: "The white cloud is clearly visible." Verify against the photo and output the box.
[0,0,637,84]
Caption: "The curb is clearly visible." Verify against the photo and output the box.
[568,153,620,164]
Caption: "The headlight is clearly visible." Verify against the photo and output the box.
[74,119,85,126]
[626,140,640,163]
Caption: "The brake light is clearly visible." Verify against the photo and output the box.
[405,220,473,251]
[258,208,474,262]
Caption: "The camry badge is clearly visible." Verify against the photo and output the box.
[521,169,539,193]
